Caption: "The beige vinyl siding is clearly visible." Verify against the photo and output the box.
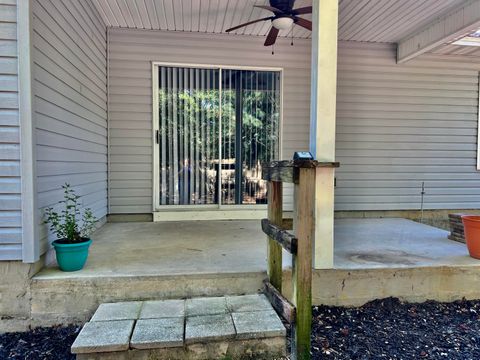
[0,0,21,260]
[32,0,107,253]
[108,28,311,213]
[335,42,480,210]
[109,29,480,213]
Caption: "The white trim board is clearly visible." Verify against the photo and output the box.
[18,0,38,263]
[153,209,267,222]
[477,72,480,171]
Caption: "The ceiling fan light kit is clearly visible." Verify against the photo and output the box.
[272,16,294,30]
[225,0,312,48]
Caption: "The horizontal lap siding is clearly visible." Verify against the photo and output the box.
[108,28,311,213]
[32,0,107,253]
[335,43,480,210]
[108,30,480,213]
[0,0,21,259]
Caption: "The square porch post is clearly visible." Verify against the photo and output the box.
[309,0,339,269]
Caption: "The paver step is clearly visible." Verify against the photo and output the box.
[71,294,287,360]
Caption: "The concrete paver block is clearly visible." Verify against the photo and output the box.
[91,301,142,321]
[226,294,271,313]
[232,310,286,339]
[140,299,185,319]
[185,296,227,316]
[71,320,134,354]
[185,314,235,344]
[130,318,184,349]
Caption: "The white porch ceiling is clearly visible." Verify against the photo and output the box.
[91,0,467,42]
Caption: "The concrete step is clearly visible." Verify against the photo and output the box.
[30,271,266,327]
[71,294,287,360]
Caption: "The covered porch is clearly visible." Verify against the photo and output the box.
[37,218,479,278]
[28,0,480,312]
[30,217,480,326]
[24,0,480,271]
[34,218,480,304]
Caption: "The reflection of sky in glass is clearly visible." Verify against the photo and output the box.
[470,29,480,38]
[452,28,480,46]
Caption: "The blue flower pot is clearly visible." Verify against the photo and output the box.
[52,239,92,272]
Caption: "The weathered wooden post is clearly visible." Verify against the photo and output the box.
[267,181,283,291]
[262,159,339,360]
[292,165,316,360]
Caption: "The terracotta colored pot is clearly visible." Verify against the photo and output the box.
[461,215,480,259]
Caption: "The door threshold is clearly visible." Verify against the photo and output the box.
[153,209,267,222]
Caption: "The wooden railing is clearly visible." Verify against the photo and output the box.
[261,159,339,360]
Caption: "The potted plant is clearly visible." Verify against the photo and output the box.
[44,184,97,271]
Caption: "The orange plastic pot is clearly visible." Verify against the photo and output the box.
[462,215,480,259]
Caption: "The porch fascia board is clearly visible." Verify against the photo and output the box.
[309,0,339,269]
[397,0,480,63]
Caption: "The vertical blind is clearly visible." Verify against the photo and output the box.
[157,66,280,206]
[221,69,281,205]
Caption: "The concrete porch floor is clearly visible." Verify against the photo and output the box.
[36,218,478,279]
[29,218,480,326]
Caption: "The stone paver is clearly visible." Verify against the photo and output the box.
[72,295,288,357]
[226,294,272,313]
[185,314,236,344]
[130,318,184,349]
[185,296,227,316]
[71,320,134,354]
[232,310,286,339]
[140,299,185,319]
[91,301,142,321]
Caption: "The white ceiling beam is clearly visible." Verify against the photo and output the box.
[397,0,480,63]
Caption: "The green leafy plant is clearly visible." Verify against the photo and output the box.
[44,183,97,243]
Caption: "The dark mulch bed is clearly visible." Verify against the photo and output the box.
[2,298,480,359]
[312,297,480,359]
[0,325,80,360]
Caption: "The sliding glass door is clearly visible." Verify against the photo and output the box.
[154,65,280,208]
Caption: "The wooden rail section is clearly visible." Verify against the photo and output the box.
[261,218,297,254]
[264,280,296,324]
[263,160,339,184]
[261,159,338,360]
[267,180,283,291]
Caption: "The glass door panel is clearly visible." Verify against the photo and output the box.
[158,66,220,205]
[221,69,281,205]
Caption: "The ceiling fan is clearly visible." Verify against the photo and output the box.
[225,0,312,46]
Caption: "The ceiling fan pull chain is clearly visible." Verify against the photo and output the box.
[272,44,275,55]
[291,28,294,46]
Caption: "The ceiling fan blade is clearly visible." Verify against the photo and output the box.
[226,16,273,32]
[292,6,312,15]
[254,5,284,14]
[294,17,312,31]
[264,26,280,46]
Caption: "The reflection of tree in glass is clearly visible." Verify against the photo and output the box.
[158,85,279,205]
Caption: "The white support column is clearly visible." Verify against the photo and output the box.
[309,0,338,269]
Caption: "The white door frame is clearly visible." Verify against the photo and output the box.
[151,62,284,215]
